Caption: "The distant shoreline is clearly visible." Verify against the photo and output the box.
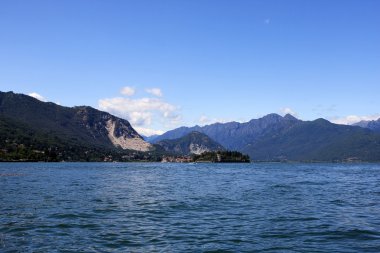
[1,160,379,164]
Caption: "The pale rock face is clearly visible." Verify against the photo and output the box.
[189,143,210,155]
[106,120,152,151]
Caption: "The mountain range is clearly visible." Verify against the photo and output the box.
[151,113,300,150]
[151,114,380,162]
[1,90,380,162]
[353,119,380,132]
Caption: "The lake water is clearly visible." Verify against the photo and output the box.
[1,163,380,252]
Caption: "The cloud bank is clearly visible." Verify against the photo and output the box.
[98,87,180,136]
[330,114,380,125]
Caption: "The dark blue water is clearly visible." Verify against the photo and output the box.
[1,163,380,252]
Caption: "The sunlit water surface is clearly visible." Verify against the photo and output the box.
[1,162,380,252]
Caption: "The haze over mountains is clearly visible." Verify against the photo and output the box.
[1,91,380,162]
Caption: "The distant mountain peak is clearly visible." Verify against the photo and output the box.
[314,118,331,123]
[261,113,282,119]
[353,118,380,132]
[283,113,298,121]
[252,113,298,127]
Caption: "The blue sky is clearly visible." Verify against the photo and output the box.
[1,0,379,135]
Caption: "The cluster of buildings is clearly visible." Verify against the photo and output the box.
[161,156,193,163]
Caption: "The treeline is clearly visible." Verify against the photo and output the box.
[0,120,162,162]
[193,151,250,163]
[0,143,163,162]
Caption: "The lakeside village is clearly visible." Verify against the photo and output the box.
[103,151,250,163]
[161,151,251,163]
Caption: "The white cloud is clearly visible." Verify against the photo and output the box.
[279,107,298,117]
[28,92,47,102]
[145,88,163,97]
[330,114,380,125]
[127,111,152,126]
[120,86,135,96]
[199,115,210,125]
[98,95,181,135]
[134,127,164,137]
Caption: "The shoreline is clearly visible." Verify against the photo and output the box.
[1,160,379,164]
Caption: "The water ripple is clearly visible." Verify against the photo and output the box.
[1,162,380,252]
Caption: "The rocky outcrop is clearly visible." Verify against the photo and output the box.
[106,119,152,151]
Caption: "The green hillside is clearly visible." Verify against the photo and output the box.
[157,131,225,155]
[0,91,161,161]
